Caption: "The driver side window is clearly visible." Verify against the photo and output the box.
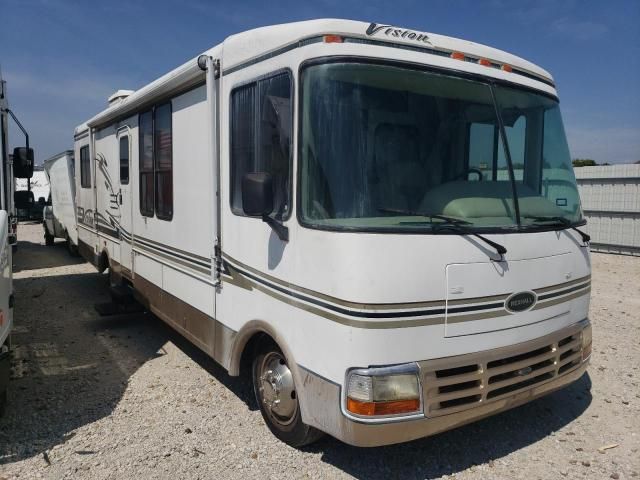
[230,71,292,219]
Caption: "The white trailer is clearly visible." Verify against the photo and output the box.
[74,19,592,446]
[0,71,34,414]
[43,150,78,252]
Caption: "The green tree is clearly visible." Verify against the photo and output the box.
[572,158,598,167]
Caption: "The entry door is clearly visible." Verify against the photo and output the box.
[117,131,133,274]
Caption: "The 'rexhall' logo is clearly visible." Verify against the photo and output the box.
[366,23,432,45]
[505,291,537,313]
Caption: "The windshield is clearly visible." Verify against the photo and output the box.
[299,61,583,232]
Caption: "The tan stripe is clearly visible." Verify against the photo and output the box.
[137,235,211,264]
[248,276,446,329]
[223,254,446,311]
[534,275,591,295]
[223,263,444,328]
[224,254,591,311]
[134,244,210,276]
[532,286,591,311]
[448,293,509,306]
[447,309,512,324]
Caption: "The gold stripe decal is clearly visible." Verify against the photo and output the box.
[221,254,591,329]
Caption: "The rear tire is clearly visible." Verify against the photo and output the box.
[44,232,54,246]
[251,339,323,447]
[66,234,79,256]
[0,390,6,417]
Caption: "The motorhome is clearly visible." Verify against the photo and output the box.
[0,71,34,414]
[74,19,592,446]
[43,150,77,252]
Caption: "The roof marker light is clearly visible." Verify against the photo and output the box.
[501,64,513,73]
[323,35,344,43]
[450,51,465,60]
[478,58,492,67]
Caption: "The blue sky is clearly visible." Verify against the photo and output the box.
[1,0,638,164]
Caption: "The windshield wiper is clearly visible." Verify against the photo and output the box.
[378,207,472,225]
[379,207,506,258]
[524,216,590,243]
[432,223,507,260]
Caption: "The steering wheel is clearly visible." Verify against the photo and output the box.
[311,200,331,220]
[456,168,484,181]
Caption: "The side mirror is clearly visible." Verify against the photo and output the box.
[14,190,34,210]
[241,172,288,241]
[13,147,34,178]
[242,172,274,217]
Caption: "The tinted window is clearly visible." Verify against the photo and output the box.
[80,145,91,188]
[138,105,173,220]
[154,103,172,220]
[119,136,129,185]
[230,72,291,218]
[139,110,154,216]
[468,123,497,180]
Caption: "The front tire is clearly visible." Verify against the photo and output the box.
[252,339,323,447]
[44,232,54,246]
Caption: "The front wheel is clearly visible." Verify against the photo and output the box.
[252,340,323,447]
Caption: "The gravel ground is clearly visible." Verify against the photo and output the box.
[0,222,638,480]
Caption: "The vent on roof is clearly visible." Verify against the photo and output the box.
[108,89,134,106]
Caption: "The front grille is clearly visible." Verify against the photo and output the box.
[422,331,583,417]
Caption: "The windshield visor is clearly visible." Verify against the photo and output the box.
[299,62,582,232]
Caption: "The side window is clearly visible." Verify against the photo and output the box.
[154,103,173,220]
[138,104,172,219]
[119,136,129,185]
[230,71,292,218]
[80,145,91,188]
[139,110,154,217]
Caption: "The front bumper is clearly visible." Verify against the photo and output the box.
[297,321,591,447]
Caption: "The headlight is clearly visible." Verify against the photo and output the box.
[581,324,592,362]
[345,364,421,417]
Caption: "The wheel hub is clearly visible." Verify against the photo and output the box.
[258,353,297,424]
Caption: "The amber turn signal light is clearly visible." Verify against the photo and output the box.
[347,397,421,416]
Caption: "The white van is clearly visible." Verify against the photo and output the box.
[43,150,78,253]
[74,19,592,446]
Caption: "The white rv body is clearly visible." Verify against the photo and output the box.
[74,19,591,446]
[43,150,77,246]
[0,73,15,413]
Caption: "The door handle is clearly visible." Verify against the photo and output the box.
[118,190,123,205]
